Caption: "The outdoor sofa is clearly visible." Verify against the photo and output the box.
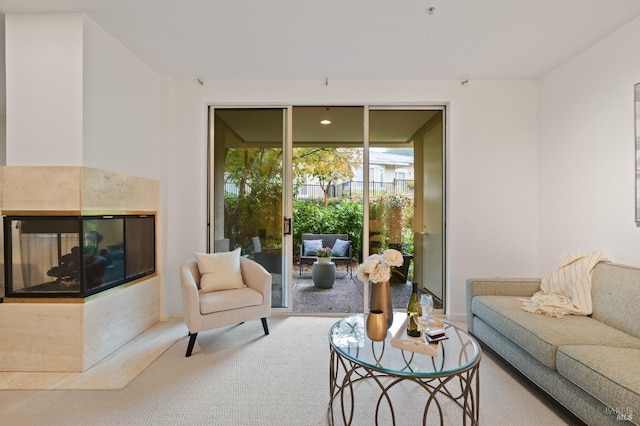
[467,261,640,425]
[299,233,353,277]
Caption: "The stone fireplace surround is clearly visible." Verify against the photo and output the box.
[0,166,160,372]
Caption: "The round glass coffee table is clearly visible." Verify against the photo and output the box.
[328,312,481,425]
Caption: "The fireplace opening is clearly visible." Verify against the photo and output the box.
[3,214,155,299]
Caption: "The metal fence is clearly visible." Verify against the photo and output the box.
[225,179,414,199]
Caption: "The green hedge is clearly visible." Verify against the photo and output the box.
[225,195,413,262]
[293,199,363,260]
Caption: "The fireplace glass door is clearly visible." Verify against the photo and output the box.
[4,215,156,298]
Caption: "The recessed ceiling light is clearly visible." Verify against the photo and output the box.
[320,119,331,125]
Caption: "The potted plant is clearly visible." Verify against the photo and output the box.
[388,242,413,284]
[315,247,333,264]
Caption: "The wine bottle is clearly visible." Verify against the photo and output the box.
[406,282,421,337]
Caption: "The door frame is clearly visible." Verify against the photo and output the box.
[208,105,294,313]
[208,103,447,314]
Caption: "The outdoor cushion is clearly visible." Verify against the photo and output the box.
[332,239,350,257]
[303,239,322,256]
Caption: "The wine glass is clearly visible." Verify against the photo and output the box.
[419,294,434,332]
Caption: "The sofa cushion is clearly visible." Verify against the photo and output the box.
[302,239,322,256]
[591,262,640,339]
[331,239,350,257]
[557,345,640,421]
[472,296,640,369]
[199,287,263,314]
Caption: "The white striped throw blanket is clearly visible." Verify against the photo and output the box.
[521,252,608,318]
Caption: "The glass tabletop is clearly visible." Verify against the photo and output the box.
[329,312,480,377]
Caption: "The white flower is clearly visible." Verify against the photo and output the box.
[369,264,390,283]
[382,249,404,267]
[356,249,404,283]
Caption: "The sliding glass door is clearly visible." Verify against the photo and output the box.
[209,107,291,308]
[368,108,445,310]
[416,111,445,305]
[209,105,446,313]
[291,106,365,312]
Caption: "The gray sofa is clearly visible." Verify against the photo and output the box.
[299,233,353,277]
[467,262,640,425]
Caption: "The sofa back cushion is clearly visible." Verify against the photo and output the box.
[591,262,640,339]
[301,234,349,254]
[331,239,351,257]
[302,239,322,256]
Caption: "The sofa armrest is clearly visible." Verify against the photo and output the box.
[466,277,541,334]
[240,257,271,300]
[180,261,203,332]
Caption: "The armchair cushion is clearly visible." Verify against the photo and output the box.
[199,287,264,314]
[302,239,322,256]
[195,248,246,292]
[331,239,351,257]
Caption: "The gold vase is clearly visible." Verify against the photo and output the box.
[370,281,393,328]
[366,310,388,341]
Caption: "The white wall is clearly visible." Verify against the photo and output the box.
[165,79,540,318]
[5,10,640,323]
[156,75,176,320]
[4,13,164,177]
[82,16,162,179]
[0,116,6,165]
[8,11,640,321]
[1,13,543,320]
[5,14,83,165]
[165,15,640,320]
[82,15,170,319]
[0,17,6,165]
[538,16,640,270]
[164,82,208,316]
[4,13,172,318]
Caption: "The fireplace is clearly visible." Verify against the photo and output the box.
[0,167,161,371]
[3,214,155,299]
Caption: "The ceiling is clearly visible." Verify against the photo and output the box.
[0,0,639,82]
[1,1,639,142]
[215,107,440,145]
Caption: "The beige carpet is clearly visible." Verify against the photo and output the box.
[0,315,581,425]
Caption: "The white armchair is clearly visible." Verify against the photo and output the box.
[180,254,272,357]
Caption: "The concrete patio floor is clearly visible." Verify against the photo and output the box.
[292,265,413,314]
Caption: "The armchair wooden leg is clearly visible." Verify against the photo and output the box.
[261,318,269,335]
[186,332,198,357]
